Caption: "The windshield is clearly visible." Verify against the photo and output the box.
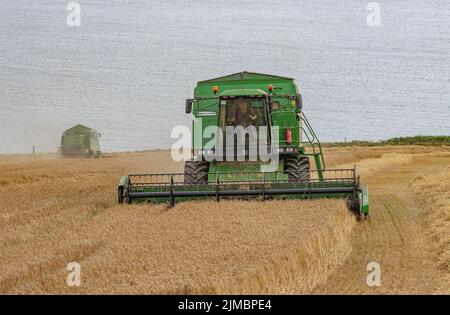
[219,97,268,129]
[217,96,270,154]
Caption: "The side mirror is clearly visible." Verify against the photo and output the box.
[185,99,193,114]
[296,94,303,111]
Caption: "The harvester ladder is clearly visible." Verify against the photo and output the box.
[299,112,326,180]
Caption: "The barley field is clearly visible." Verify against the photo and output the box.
[0,145,449,294]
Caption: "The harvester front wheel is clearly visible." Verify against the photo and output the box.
[184,160,209,184]
[284,156,310,181]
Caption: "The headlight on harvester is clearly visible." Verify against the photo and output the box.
[196,149,215,156]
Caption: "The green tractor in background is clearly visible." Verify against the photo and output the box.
[118,72,368,217]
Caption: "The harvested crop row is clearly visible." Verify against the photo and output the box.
[410,164,450,294]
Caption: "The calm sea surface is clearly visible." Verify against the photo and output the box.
[0,0,449,153]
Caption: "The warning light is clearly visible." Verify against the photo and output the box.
[268,84,273,93]
[213,86,219,94]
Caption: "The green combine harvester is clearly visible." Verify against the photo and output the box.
[118,72,369,217]
[60,124,102,158]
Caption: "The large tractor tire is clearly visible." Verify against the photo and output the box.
[184,160,209,184]
[284,155,310,182]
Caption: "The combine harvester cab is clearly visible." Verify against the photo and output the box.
[118,72,369,217]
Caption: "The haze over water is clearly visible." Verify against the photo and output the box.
[0,0,449,154]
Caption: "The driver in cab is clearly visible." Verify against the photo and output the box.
[227,99,257,128]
